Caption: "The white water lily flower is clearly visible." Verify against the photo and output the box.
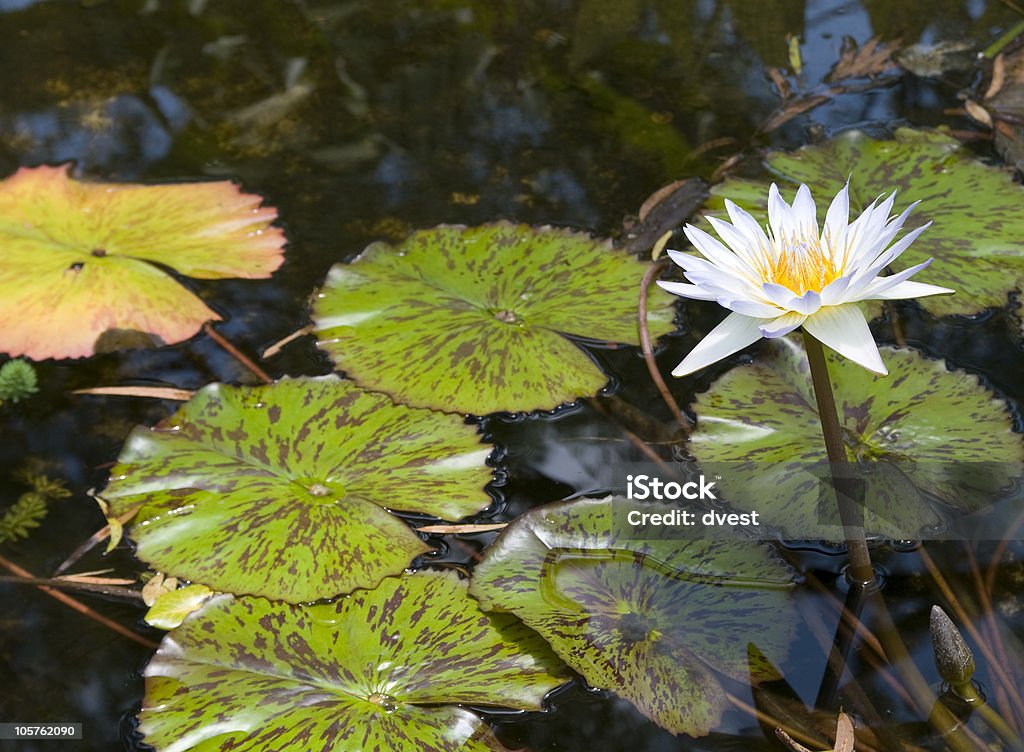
[658,183,954,376]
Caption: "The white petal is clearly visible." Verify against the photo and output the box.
[760,283,821,314]
[667,248,720,273]
[803,304,887,375]
[820,274,852,306]
[705,216,763,272]
[656,280,718,301]
[822,183,849,261]
[671,312,765,376]
[759,311,807,338]
[724,199,772,251]
[684,269,763,300]
[791,184,819,239]
[853,257,934,298]
[767,183,792,241]
[859,279,954,300]
[719,297,785,317]
[681,225,749,276]
[844,223,931,296]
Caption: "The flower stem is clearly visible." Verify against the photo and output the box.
[801,331,875,586]
[801,331,980,752]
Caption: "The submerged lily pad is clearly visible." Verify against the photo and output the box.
[313,222,676,415]
[689,338,1024,538]
[0,164,285,360]
[470,496,798,737]
[140,571,567,752]
[102,377,493,602]
[705,128,1024,324]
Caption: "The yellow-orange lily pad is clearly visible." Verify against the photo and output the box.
[0,165,286,360]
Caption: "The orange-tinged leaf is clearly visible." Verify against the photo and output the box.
[0,165,286,360]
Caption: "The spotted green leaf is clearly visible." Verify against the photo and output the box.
[469,496,798,737]
[140,571,568,752]
[313,222,676,415]
[704,128,1024,325]
[689,337,1024,538]
[102,377,493,602]
[0,165,285,359]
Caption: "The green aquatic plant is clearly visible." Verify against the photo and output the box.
[688,337,1024,538]
[101,376,494,602]
[313,222,676,414]
[0,493,47,543]
[0,468,71,544]
[139,571,567,752]
[470,496,799,737]
[0,359,38,403]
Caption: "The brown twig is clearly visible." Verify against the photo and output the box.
[638,259,691,433]
[984,505,1024,600]
[963,541,1021,732]
[725,692,843,752]
[203,322,274,384]
[262,325,314,358]
[0,553,157,649]
[72,386,194,401]
[589,399,672,467]
[885,302,906,346]
[53,506,140,577]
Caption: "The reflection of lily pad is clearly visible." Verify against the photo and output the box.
[689,338,1024,538]
[0,165,285,359]
[313,222,676,415]
[705,128,1024,325]
[470,497,798,737]
[102,377,493,602]
[140,571,567,752]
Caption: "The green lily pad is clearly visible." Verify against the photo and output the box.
[102,376,493,602]
[312,222,676,415]
[704,128,1024,325]
[140,571,568,752]
[469,496,798,737]
[0,164,285,360]
[689,337,1024,538]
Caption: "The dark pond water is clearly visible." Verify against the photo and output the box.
[2,0,1024,750]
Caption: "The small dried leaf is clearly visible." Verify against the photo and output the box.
[827,36,899,82]
[142,572,170,607]
[964,99,993,128]
[985,53,1007,100]
[834,711,856,752]
[74,386,194,401]
[144,583,215,630]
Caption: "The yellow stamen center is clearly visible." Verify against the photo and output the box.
[755,232,842,295]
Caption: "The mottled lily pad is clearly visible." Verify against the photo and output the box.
[705,128,1024,325]
[102,376,493,602]
[313,222,676,415]
[689,337,1024,538]
[470,496,798,737]
[140,571,567,752]
[0,165,285,359]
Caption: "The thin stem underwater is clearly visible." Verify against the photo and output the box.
[801,331,875,585]
[800,331,979,752]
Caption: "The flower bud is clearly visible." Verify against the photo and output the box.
[930,605,975,688]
